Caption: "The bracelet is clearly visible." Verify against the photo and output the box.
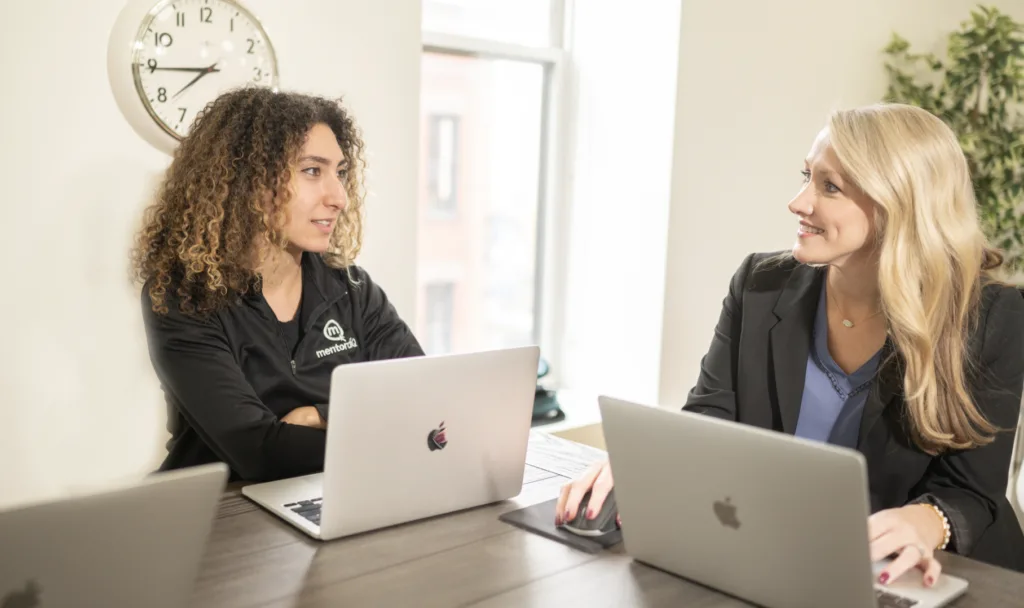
[925,503,951,551]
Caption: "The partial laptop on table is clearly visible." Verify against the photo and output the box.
[598,396,969,608]
[0,462,227,608]
[243,346,540,541]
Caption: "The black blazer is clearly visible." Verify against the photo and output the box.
[683,252,1024,571]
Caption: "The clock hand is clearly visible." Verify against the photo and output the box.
[172,62,221,100]
[149,66,219,73]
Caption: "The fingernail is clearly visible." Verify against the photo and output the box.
[878,572,890,585]
[925,576,934,587]
[564,510,570,522]
[586,508,595,520]
[554,516,562,526]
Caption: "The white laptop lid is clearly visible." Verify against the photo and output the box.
[319,346,539,538]
[599,396,882,608]
[0,462,227,608]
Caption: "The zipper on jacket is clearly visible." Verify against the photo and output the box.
[290,360,297,375]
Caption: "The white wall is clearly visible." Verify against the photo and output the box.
[556,0,681,404]
[0,0,421,507]
[658,0,1024,406]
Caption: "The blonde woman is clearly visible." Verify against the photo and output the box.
[133,88,422,482]
[557,104,1024,583]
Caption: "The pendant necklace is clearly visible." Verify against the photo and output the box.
[828,288,882,328]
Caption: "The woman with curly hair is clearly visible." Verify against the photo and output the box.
[133,87,423,482]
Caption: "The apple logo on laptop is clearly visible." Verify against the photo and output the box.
[2,580,41,608]
[713,497,741,529]
[427,421,447,451]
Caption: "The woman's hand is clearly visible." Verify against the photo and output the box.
[554,459,619,527]
[281,406,326,429]
[869,504,945,587]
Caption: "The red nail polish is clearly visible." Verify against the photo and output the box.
[564,510,570,522]
[586,508,595,520]
[878,573,890,585]
[555,516,562,526]
[925,576,934,586]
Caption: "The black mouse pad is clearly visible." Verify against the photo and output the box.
[499,498,622,554]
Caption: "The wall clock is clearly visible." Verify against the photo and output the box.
[108,0,279,154]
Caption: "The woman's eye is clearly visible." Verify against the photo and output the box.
[800,169,811,182]
[825,181,841,194]
[337,171,348,181]
[302,167,320,177]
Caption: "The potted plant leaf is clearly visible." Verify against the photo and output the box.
[883,5,1024,277]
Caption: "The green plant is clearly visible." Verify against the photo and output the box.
[883,5,1024,272]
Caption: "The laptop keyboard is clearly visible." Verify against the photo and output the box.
[283,497,322,527]
[875,588,918,607]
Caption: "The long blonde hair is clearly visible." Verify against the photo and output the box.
[826,103,1004,454]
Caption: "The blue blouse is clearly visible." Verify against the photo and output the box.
[794,282,883,448]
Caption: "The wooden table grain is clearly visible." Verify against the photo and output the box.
[191,432,1024,607]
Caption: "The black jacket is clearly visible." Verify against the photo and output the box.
[141,254,424,481]
[684,252,1024,571]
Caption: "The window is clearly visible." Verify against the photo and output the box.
[424,282,455,354]
[417,1,565,357]
[427,114,460,213]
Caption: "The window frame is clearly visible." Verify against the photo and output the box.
[420,0,571,376]
[426,113,461,215]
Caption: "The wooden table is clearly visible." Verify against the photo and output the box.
[191,432,1024,607]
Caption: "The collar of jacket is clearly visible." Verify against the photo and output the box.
[767,262,901,444]
[242,253,350,329]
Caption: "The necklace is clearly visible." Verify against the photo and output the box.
[827,288,882,328]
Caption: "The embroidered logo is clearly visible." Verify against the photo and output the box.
[316,319,358,359]
[323,319,345,341]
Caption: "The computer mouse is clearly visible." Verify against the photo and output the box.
[561,489,618,537]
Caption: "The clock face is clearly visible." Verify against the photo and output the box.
[131,0,278,140]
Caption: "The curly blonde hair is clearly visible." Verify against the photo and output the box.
[132,87,366,317]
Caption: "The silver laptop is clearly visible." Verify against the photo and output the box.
[598,396,969,608]
[243,346,539,540]
[0,462,227,608]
